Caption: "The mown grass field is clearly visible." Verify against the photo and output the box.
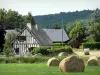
[0,63,100,75]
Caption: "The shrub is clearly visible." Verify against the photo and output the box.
[53,43,65,46]
[53,46,73,54]
[0,56,50,63]
[0,57,6,63]
[5,57,18,63]
[53,43,65,49]
[82,42,100,50]
[65,46,73,54]
[32,47,51,55]
[28,47,35,52]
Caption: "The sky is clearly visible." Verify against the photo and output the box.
[0,0,100,16]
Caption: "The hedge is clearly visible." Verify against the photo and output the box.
[53,46,73,54]
[0,56,49,63]
[32,47,51,55]
[53,43,65,46]
[82,42,100,49]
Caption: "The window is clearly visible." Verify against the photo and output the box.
[18,36,26,42]
[15,48,19,55]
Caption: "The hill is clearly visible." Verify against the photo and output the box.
[34,10,94,28]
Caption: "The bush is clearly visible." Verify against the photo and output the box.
[53,43,65,49]
[5,57,18,63]
[32,47,51,55]
[82,42,100,49]
[0,57,6,63]
[53,43,65,46]
[53,46,73,54]
[0,56,50,63]
[28,47,35,52]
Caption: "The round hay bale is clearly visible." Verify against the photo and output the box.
[47,57,60,66]
[87,56,99,66]
[84,51,89,55]
[59,55,85,72]
[58,52,68,57]
[84,48,90,55]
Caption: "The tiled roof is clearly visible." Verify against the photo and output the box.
[43,29,69,42]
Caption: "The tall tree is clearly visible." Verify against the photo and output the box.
[92,8,100,23]
[3,32,17,56]
[5,9,25,29]
[88,23,100,42]
[68,21,85,48]
[0,8,6,25]
[52,24,60,29]
[25,12,35,25]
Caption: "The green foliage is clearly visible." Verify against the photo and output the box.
[0,9,6,25]
[32,47,51,55]
[82,42,100,49]
[5,9,25,29]
[53,43,65,46]
[25,12,35,25]
[0,9,36,29]
[0,57,5,63]
[35,10,93,28]
[88,23,100,42]
[3,32,17,57]
[92,8,100,23]
[52,24,61,29]
[69,21,85,40]
[0,56,49,63]
[4,48,13,57]
[68,21,85,48]
[0,9,25,29]
[28,47,35,52]
[53,46,73,54]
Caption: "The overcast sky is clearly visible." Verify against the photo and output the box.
[0,0,100,16]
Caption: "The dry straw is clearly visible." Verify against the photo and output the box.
[87,56,99,66]
[47,57,60,66]
[84,48,90,55]
[59,55,85,72]
[58,52,68,57]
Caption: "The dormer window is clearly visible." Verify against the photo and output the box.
[18,36,26,42]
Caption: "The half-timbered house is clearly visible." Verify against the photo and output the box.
[12,23,53,56]
[6,23,69,56]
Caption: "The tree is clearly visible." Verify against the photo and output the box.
[0,8,6,25]
[25,12,35,25]
[52,24,60,29]
[68,21,85,48]
[0,8,25,29]
[88,23,100,42]
[92,8,100,23]
[5,9,25,29]
[3,32,17,57]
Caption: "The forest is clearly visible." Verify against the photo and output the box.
[0,8,94,29]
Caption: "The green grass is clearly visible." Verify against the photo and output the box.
[0,64,100,75]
